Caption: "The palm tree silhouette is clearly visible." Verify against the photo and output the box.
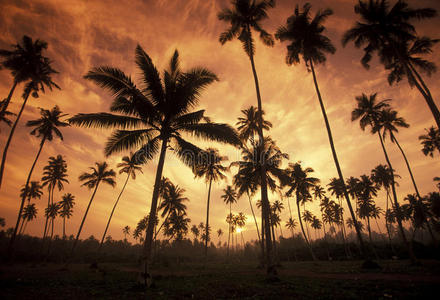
[20,181,43,204]
[20,203,38,235]
[352,92,416,262]
[71,162,116,256]
[0,100,15,129]
[236,106,272,142]
[45,202,59,242]
[419,127,440,157]
[194,148,227,259]
[342,0,439,128]
[218,0,277,274]
[285,162,319,260]
[0,38,59,190]
[8,106,68,256]
[41,155,69,241]
[311,216,322,241]
[357,175,379,244]
[122,226,131,241]
[99,153,142,250]
[276,3,367,258]
[404,194,435,243]
[69,47,239,285]
[378,108,422,200]
[59,193,75,239]
[221,185,237,256]
[190,224,200,242]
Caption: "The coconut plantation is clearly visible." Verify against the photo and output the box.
[0,0,440,299]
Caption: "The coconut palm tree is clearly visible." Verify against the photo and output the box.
[194,148,227,259]
[0,100,15,129]
[190,225,200,242]
[0,41,59,190]
[45,202,59,242]
[123,226,130,241]
[71,162,116,256]
[59,193,75,239]
[41,155,69,241]
[342,0,438,128]
[221,185,237,256]
[352,92,416,262]
[284,162,319,260]
[99,153,143,250]
[379,108,422,199]
[0,36,51,117]
[236,106,272,142]
[357,175,379,244]
[217,228,224,244]
[405,194,436,243]
[69,47,239,284]
[218,0,276,274]
[19,203,37,235]
[20,181,43,204]
[419,127,440,157]
[276,3,367,257]
[235,212,247,248]
[8,106,68,255]
[311,216,323,240]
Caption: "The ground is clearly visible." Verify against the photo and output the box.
[1,260,439,299]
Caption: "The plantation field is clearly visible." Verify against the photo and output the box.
[1,260,439,299]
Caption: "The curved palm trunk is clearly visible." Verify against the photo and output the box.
[247,192,261,243]
[377,132,417,263]
[19,218,26,235]
[204,177,213,259]
[22,220,29,235]
[367,217,372,244]
[70,182,100,257]
[0,91,31,189]
[385,190,396,254]
[227,202,231,256]
[43,186,54,241]
[297,198,316,260]
[309,60,368,259]
[245,26,274,275]
[0,80,18,117]
[7,137,46,258]
[99,173,130,251]
[63,217,66,239]
[139,139,168,286]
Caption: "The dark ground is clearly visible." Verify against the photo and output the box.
[1,260,439,299]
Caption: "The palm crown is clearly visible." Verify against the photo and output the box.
[79,161,116,189]
[117,152,143,180]
[26,105,69,142]
[41,155,69,193]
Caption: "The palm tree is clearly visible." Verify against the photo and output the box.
[419,127,440,157]
[276,3,367,257]
[8,106,68,255]
[0,100,15,129]
[221,185,237,256]
[379,108,421,199]
[311,216,323,240]
[41,155,69,241]
[0,40,59,190]
[99,153,143,250]
[352,93,416,262]
[20,181,43,204]
[405,194,436,243]
[45,202,59,242]
[302,210,314,242]
[357,175,379,244]
[285,162,319,260]
[218,0,277,274]
[20,203,37,235]
[194,148,227,259]
[0,36,51,117]
[69,47,239,284]
[342,0,439,128]
[236,106,272,142]
[217,228,224,244]
[71,162,116,256]
[59,193,75,238]
[190,224,200,242]
[235,212,247,248]
[123,226,131,241]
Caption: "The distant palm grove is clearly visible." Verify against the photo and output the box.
[1,0,440,287]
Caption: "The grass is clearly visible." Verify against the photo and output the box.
[1,260,439,299]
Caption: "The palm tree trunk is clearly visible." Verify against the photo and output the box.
[204,177,213,259]
[7,136,46,259]
[139,139,168,286]
[99,173,130,251]
[309,60,368,259]
[246,26,273,275]
[43,186,54,241]
[227,202,231,256]
[70,182,100,257]
[367,217,372,244]
[393,135,421,198]
[377,131,417,263]
[247,192,261,243]
[297,198,316,260]
[0,80,18,116]
[385,190,396,253]
[63,217,66,239]
[323,222,331,260]
[22,220,28,235]
[0,90,31,189]
[19,218,26,235]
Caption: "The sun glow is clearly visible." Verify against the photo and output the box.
[236,228,243,233]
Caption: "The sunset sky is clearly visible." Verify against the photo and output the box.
[0,0,439,244]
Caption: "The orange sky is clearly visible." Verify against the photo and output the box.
[0,0,439,244]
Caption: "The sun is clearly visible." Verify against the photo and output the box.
[236,228,242,233]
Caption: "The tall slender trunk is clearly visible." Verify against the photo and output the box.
[19,218,26,235]
[99,173,130,251]
[247,192,261,243]
[227,202,231,256]
[70,182,100,257]
[204,177,213,259]
[297,198,316,260]
[247,31,273,275]
[377,131,417,263]
[7,136,46,258]
[43,186,54,241]
[385,190,395,253]
[0,90,31,189]
[139,139,168,286]
[367,217,372,244]
[393,135,421,198]
[0,80,18,116]
[323,222,331,260]
[63,217,66,239]
[309,60,368,258]
[22,220,29,235]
